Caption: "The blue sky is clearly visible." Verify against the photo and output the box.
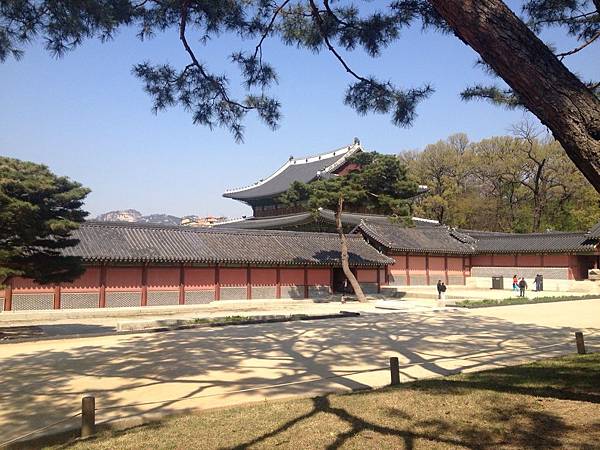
[0,3,597,219]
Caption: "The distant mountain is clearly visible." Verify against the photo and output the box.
[94,209,143,223]
[93,209,181,226]
[138,214,182,226]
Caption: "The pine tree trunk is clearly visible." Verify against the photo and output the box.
[335,195,367,302]
[428,0,600,193]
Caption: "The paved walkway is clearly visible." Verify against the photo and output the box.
[1,299,599,444]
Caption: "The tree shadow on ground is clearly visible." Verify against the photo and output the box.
[1,308,599,446]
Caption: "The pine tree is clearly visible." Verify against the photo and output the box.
[281,152,418,302]
[1,1,598,189]
[0,157,90,284]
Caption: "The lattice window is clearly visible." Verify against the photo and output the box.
[12,294,54,311]
[448,276,465,285]
[409,275,427,286]
[220,286,247,300]
[388,273,407,286]
[61,293,99,309]
[280,285,305,299]
[105,291,141,308]
[185,290,215,304]
[251,286,277,300]
[147,291,179,306]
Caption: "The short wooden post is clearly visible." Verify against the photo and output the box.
[575,331,586,355]
[81,396,96,438]
[390,357,400,386]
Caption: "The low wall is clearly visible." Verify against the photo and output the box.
[386,254,467,286]
[1,264,382,312]
[466,266,575,291]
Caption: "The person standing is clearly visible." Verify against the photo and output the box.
[534,274,543,292]
[436,280,443,299]
[440,282,447,300]
[512,275,519,293]
[518,277,528,297]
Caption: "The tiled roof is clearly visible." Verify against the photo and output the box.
[357,222,599,255]
[590,221,600,238]
[461,229,598,254]
[223,142,361,201]
[214,210,439,230]
[65,222,392,266]
[357,221,476,254]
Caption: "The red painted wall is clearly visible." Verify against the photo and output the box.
[408,256,426,274]
[147,267,179,290]
[544,254,570,266]
[357,269,378,283]
[280,268,305,285]
[106,267,142,290]
[186,268,216,287]
[220,268,247,286]
[307,268,330,285]
[251,268,277,285]
[62,267,101,292]
[471,255,492,266]
[518,254,542,266]
[11,276,55,293]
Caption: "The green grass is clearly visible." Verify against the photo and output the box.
[47,353,600,450]
[456,294,599,308]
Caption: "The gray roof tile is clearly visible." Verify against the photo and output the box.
[66,222,392,266]
[223,144,359,201]
[461,229,598,254]
[358,221,475,254]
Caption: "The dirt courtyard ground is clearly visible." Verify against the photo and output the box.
[1,299,599,445]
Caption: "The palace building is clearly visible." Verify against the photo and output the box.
[219,138,428,232]
[1,140,599,313]
[1,222,390,312]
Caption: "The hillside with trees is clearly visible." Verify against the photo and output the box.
[400,125,600,233]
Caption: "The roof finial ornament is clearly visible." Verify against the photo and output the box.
[353,137,360,145]
[289,155,294,161]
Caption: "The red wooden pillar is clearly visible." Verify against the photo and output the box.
[99,264,107,308]
[179,263,185,305]
[141,264,148,307]
[303,265,309,299]
[405,254,410,286]
[513,253,518,267]
[3,279,12,312]
[425,254,430,285]
[53,285,61,310]
[215,265,221,300]
[246,264,252,300]
[377,266,381,293]
[540,253,545,267]
[444,255,449,284]
[276,266,281,299]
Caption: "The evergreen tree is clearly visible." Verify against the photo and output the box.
[281,152,418,302]
[0,157,90,284]
[1,1,598,190]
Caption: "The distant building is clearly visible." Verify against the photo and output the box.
[218,139,427,231]
[181,216,227,227]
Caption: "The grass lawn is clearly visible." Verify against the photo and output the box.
[48,353,600,450]
[456,294,599,308]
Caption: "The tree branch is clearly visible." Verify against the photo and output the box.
[556,31,600,59]
[307,0,369,84]
[179,0,251,111]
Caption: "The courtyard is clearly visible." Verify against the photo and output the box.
[1,298,599,446]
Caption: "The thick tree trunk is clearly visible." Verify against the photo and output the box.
[335,196,367,302]
[429,0,600,193]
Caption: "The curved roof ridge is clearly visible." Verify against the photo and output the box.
[223,141,360,197]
